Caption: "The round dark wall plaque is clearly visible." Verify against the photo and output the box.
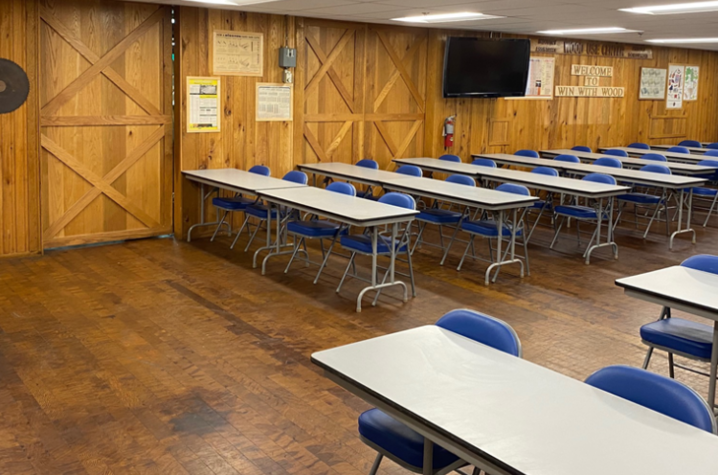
[0,58,30,114]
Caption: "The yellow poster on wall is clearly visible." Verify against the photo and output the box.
[187,77,221,133]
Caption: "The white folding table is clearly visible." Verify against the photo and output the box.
[539,149,718,176]
[652,144,710,154]
[182,169,306,244]
[394,158,630,264]
[616,266,718,411]
[380,176,537,284]
[296,162,414,188]
[312,325,718,475]
[598,146,708,163]
[258,186,418,312]
[476,153,707,249]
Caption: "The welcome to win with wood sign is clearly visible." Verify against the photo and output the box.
[555,86,625,97]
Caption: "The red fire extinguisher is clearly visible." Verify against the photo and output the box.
[443,116,455,150]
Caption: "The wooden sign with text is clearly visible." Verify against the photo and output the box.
[555,86,625,98]
[531,38,652,60]
[571,64,613,77]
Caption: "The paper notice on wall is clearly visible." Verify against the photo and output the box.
[666,64,684,109]
[212,30,264,77]
[684,66,699,101]
[187,77,220,133]
[639,68,667,100]
[256,83,293,122]
[507,57,555,100]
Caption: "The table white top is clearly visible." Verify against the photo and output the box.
[380,176,538,211]
[258,186,418,227]
[599,147,707,163]
[540,149,717,175]
[312,325,718,475]
[297,162,414,186]
[395,158,630,198]
[475,153,706,189]
[616,266,718,321]
[182,168,306,193]
[652,144,708,154]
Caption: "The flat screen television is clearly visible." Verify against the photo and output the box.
[443,38,530,98]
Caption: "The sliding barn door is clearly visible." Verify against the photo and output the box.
[39,0,173,248]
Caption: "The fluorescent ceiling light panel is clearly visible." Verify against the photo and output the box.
[620,1,718,15]
[537,27,640,35]
[393,12,504,23]
[646,37,718,44]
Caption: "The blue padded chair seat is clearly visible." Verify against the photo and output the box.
[531,200,551,209]
[340,235,407,253]
[245,204,280,219]
[358,409,460,469]
[287,220,343,237]
[641,318,714,360]
[461,219,522,237]
[554,205,597,219]
[692,187,718,197]
[416,208,462,224]
[617,193,662,204]
[212,196,254,210]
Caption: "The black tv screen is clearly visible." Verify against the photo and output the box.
[443,38,530,98]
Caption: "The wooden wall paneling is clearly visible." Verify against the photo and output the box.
[39,0,173,249]
[0,0,40,257]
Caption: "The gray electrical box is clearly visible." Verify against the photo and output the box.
[279,47,297,68]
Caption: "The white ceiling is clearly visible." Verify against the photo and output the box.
[145,0,718,51]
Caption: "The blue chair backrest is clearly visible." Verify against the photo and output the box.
[594,157,622,168]
[604,149,629,157]
[439,154,461,163]
[679,140,701,147]
[356,159,379,169]
[641,153,667,162]
[496,183,530,196]
[640,164,671,175]
[326,181,356,196]
[703,150,718,157]
[378,192,415,210]
[583,173,616,185]
[283,170,308,184]
[531,166,558,177]
[554,154,580,163]
[682,254,718,275]
[628,142,650,150]
[585,365,716,434]
[396,165,422,177]
[436,309,521,357]
[514,149,539,158]
[696,160,718,181]
[249,165,271,176]
[571,146,591,152]
[705,143,718,150]
[667,146,690,154]
[471,158,497,168]
[446,174,476,187]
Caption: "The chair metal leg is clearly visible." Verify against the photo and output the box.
[406,246,416,297]
[440,221,462,266]
[284,237,302,274]
[456,235,475,271]
[314,233,340,284]
[471,468,482,475]
[211,210,229,241]
[703,193,718,227]
[244,219,264,252]
[523,235,531,276]
[642,347,654,369]
[668,353,675,379]
[230,215,251,249]
[411,221,427,255]
[550,217,565,249]
[337,253,356,293]
[368,454,383,475]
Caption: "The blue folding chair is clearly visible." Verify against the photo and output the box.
[586,365,716,434]
[395,165,422,177]
[641,153,667,162]
[594,157,622,168]
[355,159,379,199]
[554,154,580,163]
[471,158,496,168]
[604,149,629,157]
[667,146,690,154]
[704,150,718,158]
[679,140,701,148]
[571,145,591,152]
[705,143,718,150]
[628,142,650,150]
[692,160,718,226]
[641,255,718,398]
[447,183,531,284]
[526,167,559,240]
[337,193,416,307]
[211,165,271,244]
[284,182,356,282]
[241,171,308,251]
[615,164,671,238]
[358,309,522,475]
[514,149,539,158]
[413,175,475,258]
[439,154,461,163]
[551,173,618,264]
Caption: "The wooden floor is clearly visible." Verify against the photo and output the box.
[0,221,716,474]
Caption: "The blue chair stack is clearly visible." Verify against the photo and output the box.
[212,165,270,245]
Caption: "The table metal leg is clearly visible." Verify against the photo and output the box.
[258,205,300,274]
[709,321,718,411]
[423,438,434,475]
[670,188,697,250]
[585,197,619,264]
[187,184,230,242]
[485,209,524,285]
